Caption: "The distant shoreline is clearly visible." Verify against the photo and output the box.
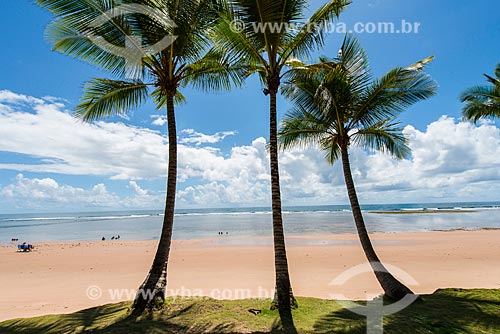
[3,227,500,246]
[4,227,500,246]
[369,209,476,214]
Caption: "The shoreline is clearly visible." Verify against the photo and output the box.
[369,210,477,214]
[3,227,500,245]
[2,230,500,321]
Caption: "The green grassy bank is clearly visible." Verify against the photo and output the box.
[1,289,499,334]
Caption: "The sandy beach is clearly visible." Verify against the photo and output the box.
[1,230,499,322]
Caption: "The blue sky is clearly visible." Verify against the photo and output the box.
[0,0,499,213]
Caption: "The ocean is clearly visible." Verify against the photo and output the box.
[1,202,500,243]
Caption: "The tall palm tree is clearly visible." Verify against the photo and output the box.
[37,0,243,314]
[279,35,437,300]
[212,1,350,330]
[461,64,500,123]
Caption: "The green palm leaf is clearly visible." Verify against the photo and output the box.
[76,78,150,122]
[461,64,500,123]
[279,106,330,150]
[352,121,411,159]
[281,1,351,62]
[354,57,436,128]
[181,48,248,91]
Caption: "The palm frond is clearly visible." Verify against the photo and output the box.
[320,136,341,164]
[151,87,186,109]
[76,78,149,122]
[336,35,372,94]
[354,57,437,128]
[36,0,110,24]
[46,18,127,76]
[281,0,351,61]
[278,106,331,151]
[282,73,324,119]
[231,0,306,54]
[210,5,267,68]
[461,86,500,123]
[351,121,411,159]
[181,47,248,91]
[461,64,500,123]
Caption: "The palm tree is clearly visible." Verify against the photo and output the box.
[37,0,243,314]
[279,35,437,300]
[461,64,500,123]
[212,1,350,330]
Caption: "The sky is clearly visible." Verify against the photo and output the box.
[0,0,499,213]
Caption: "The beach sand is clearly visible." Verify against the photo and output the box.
[1,230,499,321]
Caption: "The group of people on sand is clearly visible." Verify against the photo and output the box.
[101,235,120,241]
[12,238,35,252]
[218,232,229,236]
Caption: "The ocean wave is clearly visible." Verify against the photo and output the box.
[1,216,77,222]
[79,214,157,221]
[175,211,272,217]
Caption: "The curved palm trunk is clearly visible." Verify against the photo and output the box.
[340,145,414,300]
[132,93,177,315]
[269,91,297,333]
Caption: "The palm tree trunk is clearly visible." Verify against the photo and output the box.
[340,144,414,300]
[132,93,177,315]
[269,90,297,333]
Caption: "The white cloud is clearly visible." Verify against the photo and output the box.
[0,174,164,211]
[348,116,500,202]
[151,115,167,126]
[0,90,44,105]
[0,91,168,180]
[0,92,237,181]
[1,174,119,209]
[128,181,150,196]
[175,117,500,206]
[179,129,237,146]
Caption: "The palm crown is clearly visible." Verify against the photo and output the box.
[38,0,242,120]
[279,35,437,162]
[461,64,500,123]
[213,0,351,90]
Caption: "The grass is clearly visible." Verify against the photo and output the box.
[0,289,499,333]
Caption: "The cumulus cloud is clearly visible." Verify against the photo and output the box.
[1,174,120,210]
[179,129,237,146]
[151,115,167,126]
[176,117,500,206]
[0,174,164,211]
[177,138,271,206]
[0,91,236,181]
[0,90,168,180]
[128,181,150,196]
[344,117,500,203]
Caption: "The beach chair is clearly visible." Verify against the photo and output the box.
[17,244,34,252]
